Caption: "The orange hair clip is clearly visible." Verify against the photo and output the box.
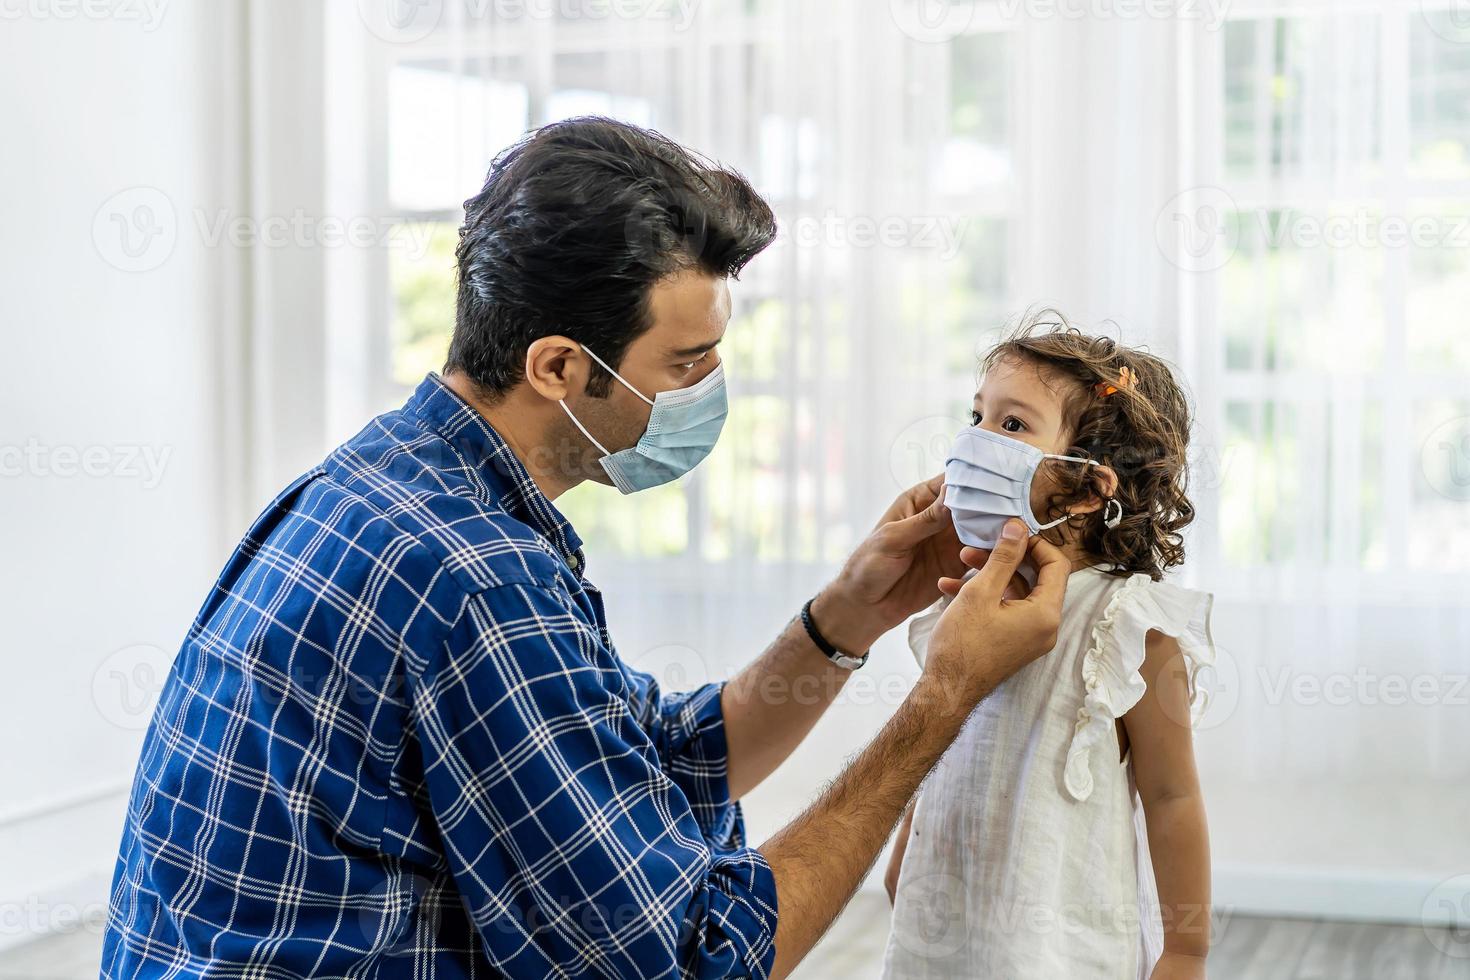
[1094,366,1136,398]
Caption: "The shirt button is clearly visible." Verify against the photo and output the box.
[567,555,580,570]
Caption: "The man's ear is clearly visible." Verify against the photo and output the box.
[1070,464,1120,516]
[523,336,584,402]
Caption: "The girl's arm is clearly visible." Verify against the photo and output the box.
[1124,630,1212,980]
[884,801,915,904]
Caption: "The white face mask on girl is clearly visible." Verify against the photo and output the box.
[944,425,1122,549]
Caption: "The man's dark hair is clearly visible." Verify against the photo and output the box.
[447,116,778,399]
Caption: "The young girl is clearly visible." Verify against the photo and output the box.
[882,319,1214,980]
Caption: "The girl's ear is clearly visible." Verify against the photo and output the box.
[1070,464,1120,516]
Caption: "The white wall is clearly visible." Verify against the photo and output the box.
[0,3,245,950]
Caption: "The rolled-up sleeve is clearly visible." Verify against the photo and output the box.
[620,667,747,846]
[411,583,778,979]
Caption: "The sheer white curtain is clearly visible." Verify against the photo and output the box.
[320,0,1470,916]
[323,0,1021,844]
[1169,2,1470,921]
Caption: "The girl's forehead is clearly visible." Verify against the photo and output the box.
[977,357,1070,406]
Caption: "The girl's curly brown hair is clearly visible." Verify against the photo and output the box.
[982,310,1195,581]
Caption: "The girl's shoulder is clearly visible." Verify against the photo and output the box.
[1062,568,1216,801]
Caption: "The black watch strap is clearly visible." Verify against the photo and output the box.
[800,597,869,670]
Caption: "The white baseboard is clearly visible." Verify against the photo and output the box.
[7,864,1461,955]
[1214,864,1467,927]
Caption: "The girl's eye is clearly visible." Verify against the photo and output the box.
[1001,416,1026,433]
[970,410,982,426]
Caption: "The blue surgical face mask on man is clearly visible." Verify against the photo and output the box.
[557,345,728,494]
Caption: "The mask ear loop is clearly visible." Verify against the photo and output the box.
[581,345,655,407]
[1033,456,1104,532]
[1103,498,1123,529]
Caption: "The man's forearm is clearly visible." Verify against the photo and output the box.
[757,675,971,979]
[722,588,883,801]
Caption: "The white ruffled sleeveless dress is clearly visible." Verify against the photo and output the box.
[881,566,1215,980]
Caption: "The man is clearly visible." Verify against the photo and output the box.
[102,117,1065,979]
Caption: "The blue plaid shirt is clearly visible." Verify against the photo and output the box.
[102,375,778,979]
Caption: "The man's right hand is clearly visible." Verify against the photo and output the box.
[922,519,1067,706]
[759,517,1069,980]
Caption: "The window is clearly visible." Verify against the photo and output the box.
[352,5,1018,575]
[1195,7,1470,588]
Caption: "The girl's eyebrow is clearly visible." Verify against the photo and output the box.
[977,392,1050,419]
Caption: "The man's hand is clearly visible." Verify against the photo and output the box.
[813,474,968,653]
[923,520,1066,704]
[761,516,1070,979]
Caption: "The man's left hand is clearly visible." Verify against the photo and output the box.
[812,474,967,654]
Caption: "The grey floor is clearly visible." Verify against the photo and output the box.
[5,893,1468,978]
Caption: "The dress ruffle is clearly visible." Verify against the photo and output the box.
[1063,573,1215,802]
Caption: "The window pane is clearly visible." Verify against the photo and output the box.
[1407,202,1470,373]
[547,50,680,130]
[389,221,458,388]
[1410,13,1470,179]
[1221,205,1383,374]
[937,32,1011,195]
[1222,17,1381,183]
[389,58,529,212]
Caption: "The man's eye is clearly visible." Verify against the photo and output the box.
[1002,416,1025,432]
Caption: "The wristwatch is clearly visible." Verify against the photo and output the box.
[800,597,870,670]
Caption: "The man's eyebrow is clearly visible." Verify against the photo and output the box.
[668,338,723,358]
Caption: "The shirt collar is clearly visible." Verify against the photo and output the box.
[403,373,586,573]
